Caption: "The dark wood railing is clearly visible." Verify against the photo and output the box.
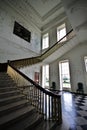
[10,29,75,68]
[7,62,62,123]
[41,29,73,56]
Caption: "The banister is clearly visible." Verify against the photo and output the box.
[9,29,74,67]
[7,62,62,123]
[41,29,73,56]
[8,62,60,98]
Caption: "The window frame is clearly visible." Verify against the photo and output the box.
[84,56,87,72]
[42,33,49,50]
[57,23,66,42]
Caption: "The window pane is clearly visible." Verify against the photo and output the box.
[84,57,87,72]
[42,65,49,88]
[57,23,66,42]
[42,33,49,49]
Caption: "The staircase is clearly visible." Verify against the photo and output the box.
[0,72,58,130]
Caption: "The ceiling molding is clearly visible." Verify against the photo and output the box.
[75,20,87,31]
[23,0,42,19]
[3,0,66,31]
[42,2,63,21]
[41,12,67,32]
[66,0,80,10]
[3,0,41,31]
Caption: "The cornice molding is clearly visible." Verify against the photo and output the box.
[42,2,63,21]
[3,0,41,31]
[3,0,65,31]
[41,12,67,32]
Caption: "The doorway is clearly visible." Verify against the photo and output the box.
[42,65,49,88]
[59,60,71,90]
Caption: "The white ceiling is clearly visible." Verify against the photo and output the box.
[5,0,65,30]
[1,0,86,64]
[28,0,61,17]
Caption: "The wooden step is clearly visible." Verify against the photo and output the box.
[0,94,26,106]
[0,105,36,129]
[0,90,21,98]
[0,99,29,116]
[4,111,43,130]
[0,86,17,92]
[0,82,16,87]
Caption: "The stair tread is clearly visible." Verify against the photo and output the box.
[0,90,20,95]
[0,94,25,102]
[0,86,17,89]
[6,111,43,130]
[0,104,35,125]
[0,99,28,112]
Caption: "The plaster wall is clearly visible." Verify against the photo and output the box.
[0,1,41,63]
[50,42,87,93]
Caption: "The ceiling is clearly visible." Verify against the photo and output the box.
[5,0,66,30]
[1,0,86,64]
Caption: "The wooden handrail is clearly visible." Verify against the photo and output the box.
[41,29,73,56]
[9,29,74,67]
[7,62,62,123]
[8,62,60,98]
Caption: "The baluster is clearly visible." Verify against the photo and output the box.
[58,97,62,123]
[54,98,57,120]
[37,89,39,111]
[51,97,54,120]
[44,94,47,120]
[42,92,45,114]
[39,90,42,113]
[49,95,50,120]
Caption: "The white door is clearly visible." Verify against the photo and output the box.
[59,60,71,90]
[42,65,49,88]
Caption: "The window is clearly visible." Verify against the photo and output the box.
[42,33,49,49]
[59,60,71,90]
[84,56,87,72]
[42,65,49,88]
[57,23,66,42]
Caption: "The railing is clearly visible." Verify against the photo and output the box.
[9,29,75,68]
[10,56,41,68]
[7,63,62,123]
[40,29,75,60]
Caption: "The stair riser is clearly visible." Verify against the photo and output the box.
[0,92,21,98]
[0,88,17,93]
[25,116,43,130]
[0,96,26,106]
[0,108,36,129]
[0,83,16,87]
[0,102,30,117]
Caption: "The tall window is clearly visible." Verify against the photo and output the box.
[57,23,66,42]
[42,65,49,88]
[42,33,49,49]
[84,56,87,72]
[59,60,71,90]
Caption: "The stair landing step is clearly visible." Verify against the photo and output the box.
[0,105,35,126]
[6,112,43,130]
[0,90,20,94]
[0,90,21,98]
[0,94,26,105]
[0,99,29,116]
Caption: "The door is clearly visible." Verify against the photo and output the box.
[59,60,71,90]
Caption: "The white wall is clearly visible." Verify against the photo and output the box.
[50,42,87,94]
[19,64,41,84]
[0,1,41,63]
